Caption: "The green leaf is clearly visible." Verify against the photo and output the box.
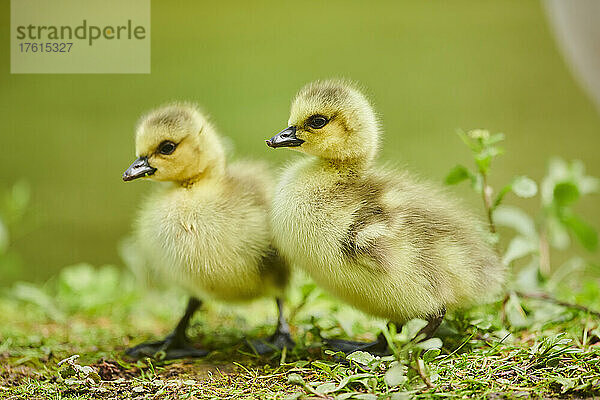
[553,182,579,206]
[562,214,598,251]
[494,176,537,208]
[287,373,305,385]
[335,373,372,391]
[503,236,538,265]
[511,176,538,198]
[334,393,357,400]
[493,184,512,209]
[346,351,375,366]
[493,205,537,239]
[354,395,378,400]
[391,393,413,400]
[417,338,443,350]
[467,129,490,141]
[474,153,492,175]
[422,348,441,362]
[400,319,428,342]
[13,282,65,322]
[457,130,480,152]
[547,217,571,250]
[315,382,337,394]
[553,376,576,393]
[474,146,503,175]
[311,361,332,375]
[445,165,471,185]
[514,259,542,291]
[505,293,528,328]
[580,176,600,195]
[384,363,407,387]
[485,132,505,146]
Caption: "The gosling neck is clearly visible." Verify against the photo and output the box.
[318,156,372,178]
[178,159,225,189]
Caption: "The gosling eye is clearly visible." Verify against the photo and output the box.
[158,140,177,155]
[307,115,329,129]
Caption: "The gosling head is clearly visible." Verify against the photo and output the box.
[123,103,225,185]
[266,79,380,162]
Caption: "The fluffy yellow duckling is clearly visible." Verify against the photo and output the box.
[266,80,505,352]
[123,103,293,359]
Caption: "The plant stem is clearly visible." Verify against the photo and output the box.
[414,353,434,389]
[515,291,600,318]
[481,173,496,234]
[538,230,551,277]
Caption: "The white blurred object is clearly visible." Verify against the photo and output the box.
[544,0,600,112]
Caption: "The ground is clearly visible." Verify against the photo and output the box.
[1,264,599,400]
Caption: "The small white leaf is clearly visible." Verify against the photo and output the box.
[503,236,538,265]
[391,393,412,400]
[417,338,443,350]
[346,351,375,365]
[580,176,600,194]
[494,205,537,239]
[547,218,570,250]
[384,363,407,387]
[400,319,428,342]
[511,176,538,198]
[315,382,337,394]
[514,259,542,291]
[506,294,528,328]
[354,395,378,400]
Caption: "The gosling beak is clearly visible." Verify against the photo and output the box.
[122,156,157,182]
[266,126,304,148]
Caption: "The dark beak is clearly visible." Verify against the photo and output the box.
[122,156,157,182]
[265,126,304,148]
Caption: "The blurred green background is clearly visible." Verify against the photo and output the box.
[1,0,598,284]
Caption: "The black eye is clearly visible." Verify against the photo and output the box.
[307,115,329,129]
[158,140,177,155]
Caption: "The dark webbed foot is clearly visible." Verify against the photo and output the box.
[324,332,389,355]
[126,297,207,360]
[325,308,447,357]
[250,330,296,354]
[249,298,296,355]
[126,333,208,360]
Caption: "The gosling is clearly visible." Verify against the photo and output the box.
[123,103,293,359]
[266,80,505,353]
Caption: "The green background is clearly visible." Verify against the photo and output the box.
[1,0,599,283]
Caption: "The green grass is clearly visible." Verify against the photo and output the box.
[1,263,599,399]
[1,0,599,281]
[1,1,599,397]
[1,129,599,399]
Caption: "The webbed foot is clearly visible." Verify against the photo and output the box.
[249,330,296,354]
[248,297,296,355]
[324,333,389,355]
[125,297,205,360]
[126,333,208,360]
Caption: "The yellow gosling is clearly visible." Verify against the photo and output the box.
[123,103,293,359]
[266,80,505,353]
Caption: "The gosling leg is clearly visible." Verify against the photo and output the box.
[415,307,446,341]
[250,297,295,354]
[126,297,208,360]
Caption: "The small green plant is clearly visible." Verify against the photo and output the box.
[445,129,538,234]
[446,129,598,279]
[0,181,30,283]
